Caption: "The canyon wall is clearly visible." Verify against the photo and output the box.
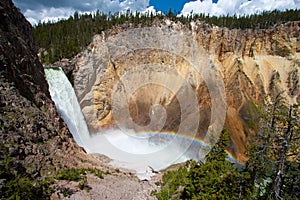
[71,20,300,161]
[0,0,89,183]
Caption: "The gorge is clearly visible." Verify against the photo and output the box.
[67,20,300,163]
[1,0,300,198]
[45,20,300,178]
[45,67,225,179]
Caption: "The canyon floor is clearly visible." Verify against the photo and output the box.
[50,154,161,200]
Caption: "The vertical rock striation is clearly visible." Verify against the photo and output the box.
[71,20,300,162]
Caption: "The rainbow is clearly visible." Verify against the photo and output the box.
[132,131,241,164]
[135,131,208,146]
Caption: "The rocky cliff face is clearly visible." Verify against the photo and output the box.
[192,21,300,160]
[0,0,49,103]
[0,0,90,193]
[71,20,300,162]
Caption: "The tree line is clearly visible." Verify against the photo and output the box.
[33,9,300,64]
[153,94,299,200]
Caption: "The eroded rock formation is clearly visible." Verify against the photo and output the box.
[70,20,300,162]
[0,0,90,189]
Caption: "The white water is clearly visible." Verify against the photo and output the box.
[44,67,203,179]
[44,67,90,149]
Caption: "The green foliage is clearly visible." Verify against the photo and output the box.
[281,161,300,199]
[0,150,107,200]
[156,166,189,199]
[246,95,300,199]
[181,130,252,199]
[155,130,252,199]
[33,9,300,64]
[56,168,105,182]
[0,146,54,199]
[205,128,230,162]
[33,10,164,64]
[56,168,84,181]
[155,111,299,200]
[241,100,262,133]
[191,9,300,29]
[181,160,251,199]
[87,168,105,179]
[55,168,105,193]
[3,176,53,200]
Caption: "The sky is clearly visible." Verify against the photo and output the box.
[13,0,300,25]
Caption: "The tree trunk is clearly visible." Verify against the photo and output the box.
[272,106,293,200]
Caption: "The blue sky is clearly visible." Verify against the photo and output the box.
[149,0,218,13]
[150,0,196,13]
[13,0,300,25]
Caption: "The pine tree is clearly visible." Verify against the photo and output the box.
[246,93,300,199]
[156,129,252,200]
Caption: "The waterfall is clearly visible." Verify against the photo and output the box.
[43,67,201,179]
[44,67,90,151]
[44,67,240,179]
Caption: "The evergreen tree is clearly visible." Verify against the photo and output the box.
[155,129,252,200]
[32,9,300,64]
[154,95,299,199]
[246,94,300,199]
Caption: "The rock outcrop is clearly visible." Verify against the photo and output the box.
[71,20,300,161]
[0,0,90,195]
[0,2,163,199]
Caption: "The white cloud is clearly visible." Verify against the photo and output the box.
[120,0,150,12]
[142,6,160,15]
[14,0,300,25]
[14,0,151,25]
[24,7,76,25]
[180,0,300,17]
